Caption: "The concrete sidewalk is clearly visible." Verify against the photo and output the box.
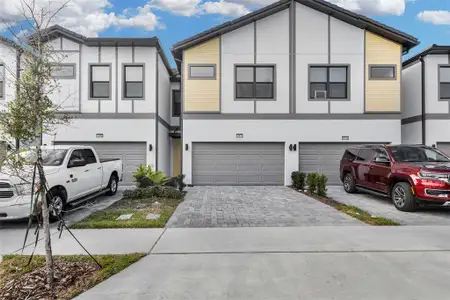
[75,226,450,300]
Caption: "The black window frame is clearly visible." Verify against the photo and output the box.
[309,66,348,100]
[67,149,85,167]
[369,65,396,80]
[123,64,144,99]
[172,90,181,117]
[439,66,450,100]
[235,65,275,100]
[51,63,76,79]
[83,149,97,164]
[188,64,216,79]
[89,64,111,99]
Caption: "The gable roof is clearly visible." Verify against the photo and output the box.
[171,0,419,69]
[28,25,173,75]
[403,45,450,68]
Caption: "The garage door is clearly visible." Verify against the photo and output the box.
[54,142,146,185]
[437,143,450,156]
[192,142,285,185]
[299,143,361,185]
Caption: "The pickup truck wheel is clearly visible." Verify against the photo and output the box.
[46,190,66,223]
[106,175,118,196]
[343,173,357,193]
[392,182,417,212]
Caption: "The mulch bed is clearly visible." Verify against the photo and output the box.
[0,259,98,300]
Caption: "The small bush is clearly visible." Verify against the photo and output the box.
[123,186,182,199]
[176,174,186,192]
[291,171,306,191]
[133,165,168,188]
[317,174,328,197]
[306,172,319,194]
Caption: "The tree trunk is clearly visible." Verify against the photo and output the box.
[38,152,54,287]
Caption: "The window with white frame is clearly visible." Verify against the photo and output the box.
[440,66,450,100]
[51,64,76,78]
[0,64,4,99]
[309,66,348,100]
[369,65,396,80]
[235,66,274,99]
[124,65,144,99]
[90,65,111,99]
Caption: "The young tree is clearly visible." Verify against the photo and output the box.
[0,0,71,287]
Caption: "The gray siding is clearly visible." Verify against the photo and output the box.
[192,142,285,185]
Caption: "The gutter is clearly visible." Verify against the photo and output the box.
[420,56,426,145]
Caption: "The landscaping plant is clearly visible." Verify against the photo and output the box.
[123,186,183,200]
[176,174,186,192]
[132,165,168,187]
[291,171,306,191]
[306,172,319,194]
[317,174,328,197]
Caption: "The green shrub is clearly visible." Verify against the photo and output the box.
[291,171,306,190]
[123,186,183,199]
[306,172,319,194]
[176,174,186,192]
[133,165,168,188]
[317,174,328,197]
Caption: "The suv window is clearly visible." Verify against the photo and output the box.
[356,149,373,162]
[342,148,358,161]
[83,149,97,164]
[373,148,389,161]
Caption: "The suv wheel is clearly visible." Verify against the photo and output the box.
[343,173,357,193]
[392,182,417,212]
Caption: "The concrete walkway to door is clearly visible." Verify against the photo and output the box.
[167,186,361,227]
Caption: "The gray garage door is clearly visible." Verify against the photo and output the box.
[192,142,285,185]
[437,143,450,156]
[299,143,362,185]
[54,142,146,185]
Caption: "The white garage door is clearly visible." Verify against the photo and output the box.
[299,143,362,185]
[192,142,285,185]
[54,142,146,185]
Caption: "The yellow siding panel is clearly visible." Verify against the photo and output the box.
[183,38,220,112]
[365,31,401,112]
[172,139,181,176]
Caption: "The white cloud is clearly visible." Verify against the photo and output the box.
[149,0,202,17]
[0,0,163,37]
[417,10,450,25]
[202,1,250,17]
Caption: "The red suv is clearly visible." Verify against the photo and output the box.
[340,144,450,212]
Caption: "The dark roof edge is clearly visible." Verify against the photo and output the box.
[171,0,419,67]
[0,36,20,49]
[27,25,173,75]
[403,45,450,68]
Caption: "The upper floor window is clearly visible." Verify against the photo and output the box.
[369,65,396,80]
[439,66,450,100]
[172,90,181,117]
[0,64,4,99]
[89,64,111,99]
[235,65,275,99]
[310,66,348,100]
[51,64,76,79]
[124,64,144,99]
[189,64,216,79]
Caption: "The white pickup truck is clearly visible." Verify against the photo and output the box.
[0,145,123,221]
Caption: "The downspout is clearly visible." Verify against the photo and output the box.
[420,56,426,145]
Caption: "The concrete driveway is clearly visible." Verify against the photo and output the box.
[329,186,450,225]
[167,186,361,227]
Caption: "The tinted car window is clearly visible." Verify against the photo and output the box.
[83,149,97,164]
[373,148,389,161]
[68,150,85,166]
[390,146,450,163]
[356,149,373,162]
[342,148,358,161]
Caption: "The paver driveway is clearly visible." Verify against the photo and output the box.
[167,186,361,227]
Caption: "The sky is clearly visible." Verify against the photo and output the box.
[0,0,449,66]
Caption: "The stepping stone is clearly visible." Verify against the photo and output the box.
[146,213,161,220]
[116,214,133,220]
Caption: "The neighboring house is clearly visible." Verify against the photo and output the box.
[402,45,450,155]
[171,0,418,186]
[0,26,182,185]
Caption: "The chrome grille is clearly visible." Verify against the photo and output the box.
[0,182,11,189]
[0,191,14,198]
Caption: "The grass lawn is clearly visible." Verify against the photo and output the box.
[0,253,145,300]
[299,190,400,226]
[70,197,182,229]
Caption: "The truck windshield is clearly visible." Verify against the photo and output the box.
[390,146,450,163]
[23,149,68,166]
